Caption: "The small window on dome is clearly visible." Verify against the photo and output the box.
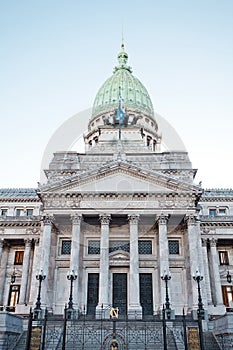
[145,118,149,123]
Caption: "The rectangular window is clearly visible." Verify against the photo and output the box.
[16,209,23,217]
[1,209,7,217]
[138,240,152,254]
[219,251,229,265]
[168,240,180,255]
[26,209,33,216]
[222,286,233,308]
[14,251,24,265]
[209,208,217,216]
[88,240,100,254]
[8,285,20,311]
[219,208,226,215]
[109,241,130,253]
[61,240,71,255]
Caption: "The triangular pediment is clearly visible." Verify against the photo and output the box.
[109,250,130,260]
[40,160,200,194]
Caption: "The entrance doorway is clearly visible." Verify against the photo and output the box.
[87,273,99,316]
[113,273,127,316]
[140,273,153,316]
[8,285,20,312]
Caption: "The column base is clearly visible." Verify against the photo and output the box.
[96,304,111,319]
[207,304,226,316]
[128,305,142,319]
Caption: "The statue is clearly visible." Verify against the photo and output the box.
[110,340,118,350]
[103,114,111,125]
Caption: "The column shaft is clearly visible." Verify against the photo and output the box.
[210,238,223,305]
[40,216,53,307]
[70,213,82,308]
[201,238,212,305]
[0,238,4,266]
[158,214,169,308]
[19,239,32,304]
[0,243,9,305]
[97,215,111,310]
[128,214,142,318]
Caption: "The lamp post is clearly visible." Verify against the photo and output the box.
[67,270,77,310]
[193,270,205,350]
[35,269,46,310]
[227,270,232,283]
[161,269,171,311]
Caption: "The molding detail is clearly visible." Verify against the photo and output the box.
[210,237,217,247]
[157,213,168,225]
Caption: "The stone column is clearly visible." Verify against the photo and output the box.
[187,214,201,308]
[19,239,32,304]
[70,213,82,308]
[201,238,212,305]
[0,238,5,266]
[0,242,9,305]
[39,215,53,308]
[158,214,169,308]
[96,214,111,315]
[209,238,224,306]
[128,214,142,318]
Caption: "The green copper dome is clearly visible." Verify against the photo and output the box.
[92,44,154,119]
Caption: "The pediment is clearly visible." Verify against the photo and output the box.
[41,160,200,194]
[109,250,130,260]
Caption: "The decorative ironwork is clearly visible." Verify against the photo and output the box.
[168,240,179,255]
[61,240,72,255]
[88,240,100,254]
[138,240,152,254]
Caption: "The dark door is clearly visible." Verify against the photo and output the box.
[113,273,127,316]
[140,273,153,317]
[87,273,99,316]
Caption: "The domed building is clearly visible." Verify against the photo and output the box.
[0,43,232,349]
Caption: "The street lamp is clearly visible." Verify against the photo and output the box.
[227,270,232,283]
[161,269,171,311]
[193,270,205,350]
[67,270,77,310]
[35,269,46,310]
[11,268,16,284]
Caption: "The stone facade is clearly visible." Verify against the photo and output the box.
[0,44,232,342]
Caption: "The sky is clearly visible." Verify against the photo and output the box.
[0,0,233,189]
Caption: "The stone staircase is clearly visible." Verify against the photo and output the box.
[204,332,221,350]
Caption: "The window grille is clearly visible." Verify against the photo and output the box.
[138,240,152,254]
[109,241,130,253]
[61,240,71,255]
[168,240,179,255]
[88,240,100,254]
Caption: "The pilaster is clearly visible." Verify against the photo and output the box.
[209,238,224,307]
[201,238,212,306]
[18,239,32,305]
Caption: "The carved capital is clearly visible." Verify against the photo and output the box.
[201,238,208,247]
[99,214,111,225]
[71,213,82,225]
[128,214,140,224]
[43,214,54,225]
[187,214,198,226]
[0,238,5,248]
[157,213,168,225]
[24,238,33,247]
[210,237,217,247]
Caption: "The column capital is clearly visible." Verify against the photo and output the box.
[71,213,82,225]
[186,214,198,226]
[99,214,111,225]
[128,214,140,224]
[201,238,208,247]
[157,213,168,225]
[24,238,33,247]
[210,237,218,247]
[0,238,5,248]
[43,214,54,225]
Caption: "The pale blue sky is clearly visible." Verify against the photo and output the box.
[0,0,233,188]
